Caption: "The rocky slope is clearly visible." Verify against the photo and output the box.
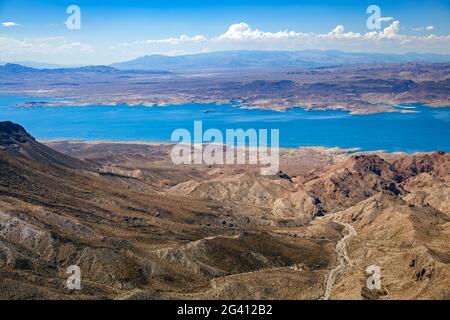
[0,122,333,299]
[1,122,449,299]
[325,192,450,299]
[0,121,90,170]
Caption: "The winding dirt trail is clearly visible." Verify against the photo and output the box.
[321,221,357,300]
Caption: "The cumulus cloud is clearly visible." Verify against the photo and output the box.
[216,21,404,43]
[325,25,361,39]
[4,16,450,66]
[6,20,447,63]
[216,22,308,41]
[380,20,400,38]
[221,21,450,53]
[114,21,449,54]
[1,21,19,27]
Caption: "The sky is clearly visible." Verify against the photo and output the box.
[0,0,449,65]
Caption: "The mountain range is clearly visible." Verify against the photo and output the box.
[0,63,171,75]
[110,50,450,71]
[2,50,450,73]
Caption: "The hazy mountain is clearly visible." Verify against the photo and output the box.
[3,50,449,74]
[0,63,171,75]
[0,61,80,69]
[110,50,450,71]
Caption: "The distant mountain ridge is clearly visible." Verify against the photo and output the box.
[110,50,450,71]
[0,63,171,75]
[2,50,449,74]
[0,61,80,69]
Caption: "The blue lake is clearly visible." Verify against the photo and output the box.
[1,95,450,152]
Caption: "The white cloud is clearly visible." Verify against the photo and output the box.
[325,25,361,39]
[214,21,409,43]
[216,21,450,53]
[381,20,401,38]
[216,21,405,43]
[216,22,309,41]
[110,20,450,55]
[1,21,19,27]
[144,34,206,45]
[364,20,401,39]
[2,21,449,63]
[113,21,449,55]
[379,17,395,23]
[120,34,205,47]
[413,25,435,32]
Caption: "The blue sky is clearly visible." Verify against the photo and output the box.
[0,0,449,64]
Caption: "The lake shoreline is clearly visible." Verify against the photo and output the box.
[42,139,424,155]
[9,96,449,115]
[3,95,450,153]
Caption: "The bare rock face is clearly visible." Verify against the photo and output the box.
[303,154,404,213]
[328,191,450,300]
[0,121,34,146]
[272,190,316,221]
[0,121,90,170]
[393,151,450,179]
[152,232,330,279]
[352,155,404,182]
[402,173,450,215]
[0,211,54,261]
[168,171,317,223]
